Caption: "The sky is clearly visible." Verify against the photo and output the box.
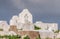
[0,0,60,29]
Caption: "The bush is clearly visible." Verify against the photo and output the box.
[34,25,41,30]
[0,35,21,39]
[54,30,59,33]
[0,29,3,31]
[23,35,30,39]
[36,37,41,39]
[45,37,52,39]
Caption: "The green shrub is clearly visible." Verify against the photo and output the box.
[0,35,21,39]
[45,37,52,39]
[57,38,60,39]
[36,37,41,39]
[23,35,30,39]
[54,30,59,33]
[0,29,3,31]
[34,25,41,30]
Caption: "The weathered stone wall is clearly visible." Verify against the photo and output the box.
[9,25,18,33]
[18,31,39,39]
[9,25,39,39]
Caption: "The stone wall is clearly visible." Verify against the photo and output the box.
[39,30,54,39]
[9,25,40,39]
[9,25,18,33]
[18,31,39,39]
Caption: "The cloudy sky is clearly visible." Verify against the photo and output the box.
[0,0,60,29]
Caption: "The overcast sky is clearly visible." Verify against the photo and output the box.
[0,0,60,29]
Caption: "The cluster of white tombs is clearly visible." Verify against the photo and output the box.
[0,9,60,38]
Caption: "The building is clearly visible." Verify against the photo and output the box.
[0,9,59,39]
[34,21,58,31]
[9,9,58,31]
[0,21,9,31]
[19,9,33,23]
[39,30,54,39]
[10,9,34,30]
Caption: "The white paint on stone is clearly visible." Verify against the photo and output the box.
[0,21,9,31]
[0,9,58,39]
[10,15,19,26]
[34,21,58,31]
[19,9,33,23]
[9,9,34,30]
[39,30,54,39]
